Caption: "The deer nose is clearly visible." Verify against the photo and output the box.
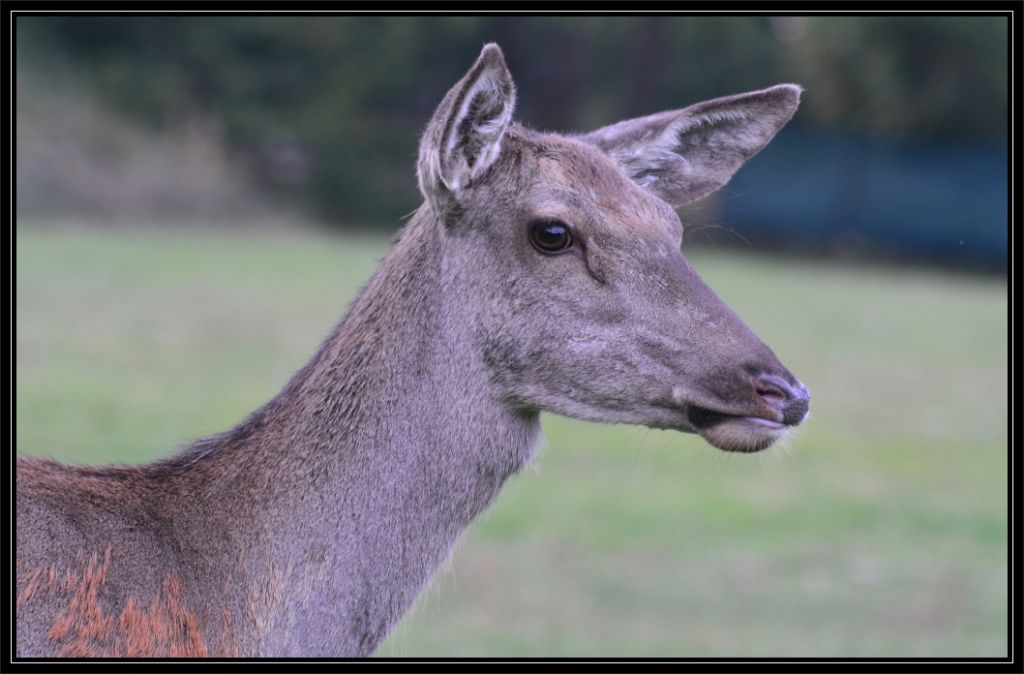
[752,374,810,426]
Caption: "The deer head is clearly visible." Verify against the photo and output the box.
[417,44,809,453]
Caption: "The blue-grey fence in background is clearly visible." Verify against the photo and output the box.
[723,130,1007,270]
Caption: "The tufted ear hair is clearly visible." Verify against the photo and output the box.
[579,84,802,207]
[417,43,517,214]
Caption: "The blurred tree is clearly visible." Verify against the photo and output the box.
[784,16,1008,139]
[16,15,1008,228]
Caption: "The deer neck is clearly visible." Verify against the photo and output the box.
[178,206,540,655]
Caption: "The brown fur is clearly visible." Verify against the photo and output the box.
[20,546,232,657]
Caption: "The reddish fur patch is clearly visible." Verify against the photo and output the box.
[215,608,239,658]
[17,563,64,609]
[113,575,209,657]
[21,547,238,657]
[16,567,45,607]
[46,548,113,654]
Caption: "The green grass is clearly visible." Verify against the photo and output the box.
[16,223,1008,657]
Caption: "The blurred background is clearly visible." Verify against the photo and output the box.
[16,16,1008,657]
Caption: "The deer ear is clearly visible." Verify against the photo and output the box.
[417,43,516,211]
[581,84,801,207]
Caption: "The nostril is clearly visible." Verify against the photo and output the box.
[753,375,790,407]
[752,374,810,425]
[755,385,786,405]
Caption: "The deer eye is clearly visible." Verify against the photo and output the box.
[529,220,573,254]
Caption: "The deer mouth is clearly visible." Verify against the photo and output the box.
[686,405,790,453]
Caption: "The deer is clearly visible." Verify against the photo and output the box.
[16,43,810,658]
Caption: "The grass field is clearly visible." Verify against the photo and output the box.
[15,223,1009,658]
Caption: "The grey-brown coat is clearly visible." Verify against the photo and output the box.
[17,43,809,657]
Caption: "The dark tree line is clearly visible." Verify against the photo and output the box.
[17,16,1008,226]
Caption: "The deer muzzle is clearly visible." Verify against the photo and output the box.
[681,370,810,453]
